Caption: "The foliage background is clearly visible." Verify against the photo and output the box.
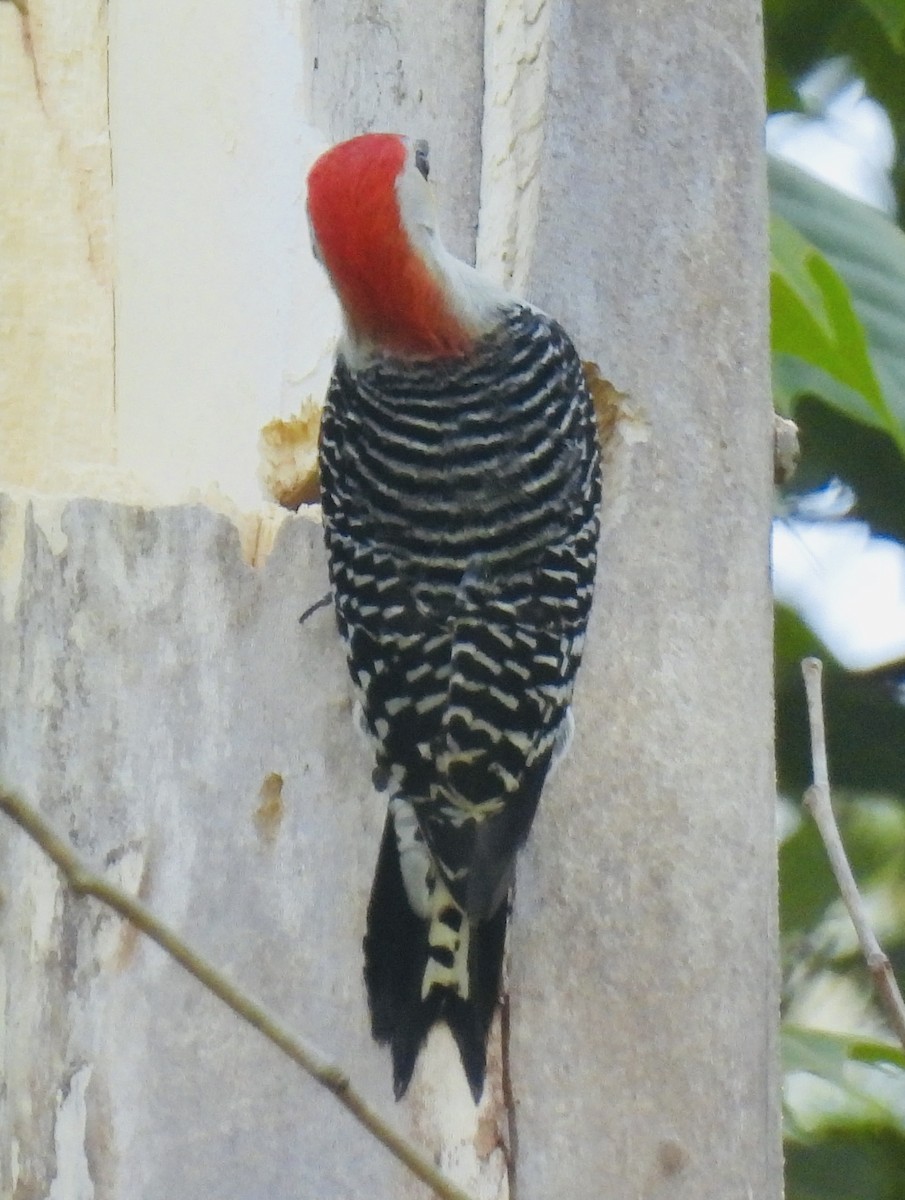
[766,0,905,1194]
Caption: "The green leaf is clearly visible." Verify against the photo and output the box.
[842,796,905,888]
[771,215,840,338]
[847,1036,905,1070]
[786,1122,905,1200]
[782,1027,905,1159]
[783,1025,905,1081]
[767,62,805,113]
[856,0,905,47]
[770,157,905,458]
[783,1026,856,1085]
[779,790,905,936]
[771,214,893,438]
[774,356,881,428]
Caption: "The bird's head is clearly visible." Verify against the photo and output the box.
[307,133,503,362]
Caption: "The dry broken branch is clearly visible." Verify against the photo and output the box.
[0,786,478,1200]
[800,657,905,1051]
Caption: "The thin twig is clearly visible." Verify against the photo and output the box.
[800,657,905,1050]
[0,787,477,1200]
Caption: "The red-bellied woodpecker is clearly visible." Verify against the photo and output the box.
[307,132,601,1101]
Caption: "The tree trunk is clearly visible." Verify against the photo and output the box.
[0,2,780,1198]
[510,4,781,1196]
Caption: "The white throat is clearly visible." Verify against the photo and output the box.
[394,147,513,336]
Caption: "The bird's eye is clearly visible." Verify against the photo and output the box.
[414,139,430,181]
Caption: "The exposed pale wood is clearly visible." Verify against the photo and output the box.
[0,0,115,490]
[107,0,336,509]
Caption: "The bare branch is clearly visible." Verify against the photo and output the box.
[801,657,905,1051]
[0,786,478,1200]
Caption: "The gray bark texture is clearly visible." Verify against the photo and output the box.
[0,504,396,1198]
[511,3,781,1197]
[1,0,780,1198]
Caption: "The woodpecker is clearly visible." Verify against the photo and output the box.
[307,133,601,1101]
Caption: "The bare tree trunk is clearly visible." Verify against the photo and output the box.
[511,5,781,1197]
[1,2,779,1198]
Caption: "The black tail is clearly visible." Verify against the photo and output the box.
[363,814,508,1102]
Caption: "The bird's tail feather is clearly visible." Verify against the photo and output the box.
[364,810,507,1101]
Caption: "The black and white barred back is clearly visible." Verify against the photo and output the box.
[319,302,601,1098]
